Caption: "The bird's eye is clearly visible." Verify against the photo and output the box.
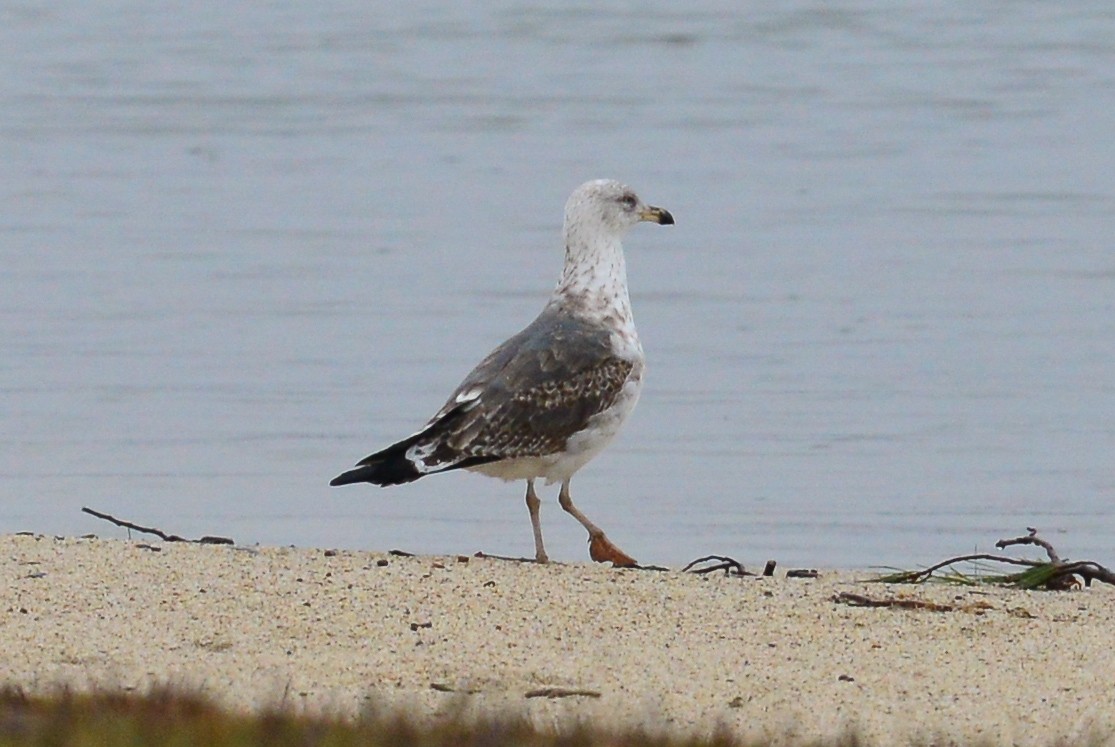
[618,194,637,210]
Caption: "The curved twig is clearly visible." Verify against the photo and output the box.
[995,527,1062,564]
[682,555,749,576]
[81,507,233,545]
[879,553,1041,584]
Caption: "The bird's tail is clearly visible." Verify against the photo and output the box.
[329,435,426,487]
[331,405,503,488]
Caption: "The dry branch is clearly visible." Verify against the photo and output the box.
[428,682,481,695]
[834,592,992,614]
[877,529,1114,590]
[682,555,749,576]
[995,527,1062,564]
[81,507,233,545]
[524,687,601,699]
[877,553,1040,585]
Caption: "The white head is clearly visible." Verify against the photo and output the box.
[553,180,673,316]
[563,179,674,240]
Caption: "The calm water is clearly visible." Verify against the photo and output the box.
[3,2,1114,567]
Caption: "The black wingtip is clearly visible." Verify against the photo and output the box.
[329,472,357,487]
[328,465,395,487]
[328,456,424,487]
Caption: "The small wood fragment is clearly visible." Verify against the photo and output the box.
[787,569,819,579]
[834,591,992,613]
[524,687,601,699]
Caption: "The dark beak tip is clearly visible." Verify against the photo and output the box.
[658,209,675,226]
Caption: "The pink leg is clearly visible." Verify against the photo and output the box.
[525,479,549,563]
[558,479,637,567]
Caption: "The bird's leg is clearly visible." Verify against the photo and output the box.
[557,479,637,567]
[525,479,549,564]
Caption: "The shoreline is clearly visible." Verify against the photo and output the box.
[4,534,1113,745]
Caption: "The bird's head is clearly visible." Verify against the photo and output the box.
[564,179,674,238]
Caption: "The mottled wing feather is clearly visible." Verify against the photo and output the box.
[449,356,633,458]
[412,307,633,469]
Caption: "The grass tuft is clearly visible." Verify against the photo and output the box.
[0,686,765,747]
[0,686,1109,747]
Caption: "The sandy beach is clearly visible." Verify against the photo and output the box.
[3,534,1113,745]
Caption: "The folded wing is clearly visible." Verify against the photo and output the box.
[330,307,634,487]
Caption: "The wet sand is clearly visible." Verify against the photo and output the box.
[3,535,1113,745]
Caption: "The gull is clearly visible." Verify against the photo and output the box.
[330,179,674,565]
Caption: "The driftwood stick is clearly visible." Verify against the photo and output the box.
[682,555,748,576]
[82,506,187,541]
[885,529,1114,590]
[888,552,1042,584]
[1050,561,1115,587]
[834,592,992,613]
[835,592,956,612]
[995,527,1062,564]
[429,682,481,695]
[81,506,233,545]
[524,687,602,699]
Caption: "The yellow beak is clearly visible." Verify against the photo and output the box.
[639,205,675,225]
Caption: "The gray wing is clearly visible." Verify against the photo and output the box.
[424,306,634,462]
[331,306,635,486]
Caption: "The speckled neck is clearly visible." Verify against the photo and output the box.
[551,221,633,325]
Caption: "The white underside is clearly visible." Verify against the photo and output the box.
[466,368,643,484]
